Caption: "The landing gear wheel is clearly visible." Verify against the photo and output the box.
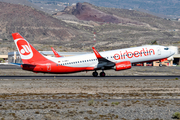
[159,64,162,67]
[100,72,106,77]
[92,72,98,77]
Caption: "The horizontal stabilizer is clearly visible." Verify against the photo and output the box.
[9,63,22,66]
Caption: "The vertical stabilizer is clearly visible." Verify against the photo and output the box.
[12,33,48,64]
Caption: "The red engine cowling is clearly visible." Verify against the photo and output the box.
[114,61,131,71]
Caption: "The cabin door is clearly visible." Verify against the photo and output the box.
[157,47,161,55]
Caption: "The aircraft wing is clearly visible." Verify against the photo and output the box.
[92,47,115,69]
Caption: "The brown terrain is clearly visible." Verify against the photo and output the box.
[54,2,180,51]
[0,2,86,54]
[0,2,180,54]
[0,0,39,9]
[70,3,143,25]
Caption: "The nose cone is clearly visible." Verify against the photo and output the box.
[170,49,175,56]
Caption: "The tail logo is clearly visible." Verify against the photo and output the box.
[16,39,33,59]
[20,45,31,55]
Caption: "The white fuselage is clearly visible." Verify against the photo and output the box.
[45,45,175,69]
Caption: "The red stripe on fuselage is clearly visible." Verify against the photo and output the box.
[30,64,94,73]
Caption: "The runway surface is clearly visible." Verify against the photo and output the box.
[0,64,21,69]
[0,65,180,70]
[0,75,180,79]
[1,98,180,102]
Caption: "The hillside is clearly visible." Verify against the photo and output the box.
[0,0,40,10]
[53,2,180,52]
[38,0,180,18]
[0,2,93,54]
[0,2,180,55]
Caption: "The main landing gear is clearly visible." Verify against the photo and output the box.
[92,71,98,77]
[92,70,106,77]
[100,72,106,77]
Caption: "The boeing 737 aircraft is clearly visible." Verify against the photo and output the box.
[12,33,175,77]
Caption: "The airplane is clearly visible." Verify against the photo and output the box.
[12,33,175,77]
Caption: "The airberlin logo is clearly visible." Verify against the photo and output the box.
[16,39,33,59]
[20,45,31,55]
[114,48,155,60]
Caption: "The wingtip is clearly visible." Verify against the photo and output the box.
[92,46,103,59]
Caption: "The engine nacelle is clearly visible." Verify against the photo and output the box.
[114,61,131,71]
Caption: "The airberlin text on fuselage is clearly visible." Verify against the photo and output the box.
[114,48,155,60]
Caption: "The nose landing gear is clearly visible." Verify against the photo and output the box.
[159,61,162,67]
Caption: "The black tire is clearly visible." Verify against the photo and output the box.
[159,64,162,67]
[100,72,106,77]
[92,72,98,77]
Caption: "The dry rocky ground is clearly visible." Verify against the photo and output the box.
[0,66,180,119]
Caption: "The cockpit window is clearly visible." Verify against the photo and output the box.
[164,48,169,50]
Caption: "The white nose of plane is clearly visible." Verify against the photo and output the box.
[170,49,175,56]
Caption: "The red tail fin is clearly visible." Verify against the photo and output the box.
[12,33,48,64]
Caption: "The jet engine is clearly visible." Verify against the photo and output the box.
[114,61,131,71]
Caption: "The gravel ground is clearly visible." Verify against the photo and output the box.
[0,66,180,119]
[0,100,180,120]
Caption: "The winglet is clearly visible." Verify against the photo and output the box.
[51,47,62,57]
[92,47,103,59]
